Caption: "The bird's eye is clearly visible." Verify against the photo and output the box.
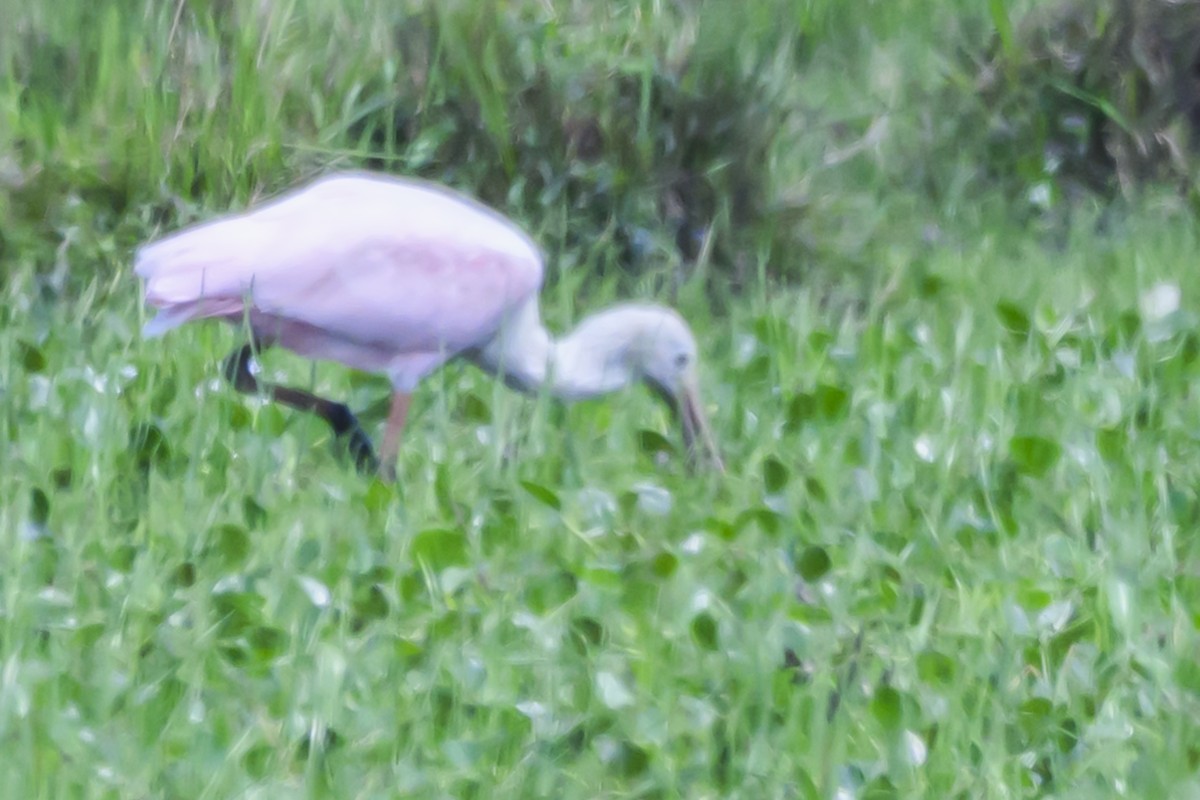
[674,353,689,369]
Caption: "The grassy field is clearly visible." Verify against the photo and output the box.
[4,1,1200,798]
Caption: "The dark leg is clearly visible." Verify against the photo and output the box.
[222,343,380,474]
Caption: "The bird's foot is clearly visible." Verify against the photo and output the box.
[342,426,381,475]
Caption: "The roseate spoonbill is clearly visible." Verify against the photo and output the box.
[135,171,723,479]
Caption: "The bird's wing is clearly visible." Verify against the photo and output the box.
[136,175,545,354]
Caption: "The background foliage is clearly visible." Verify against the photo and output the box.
[3,0,1200,797]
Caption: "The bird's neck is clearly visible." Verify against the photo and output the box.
[473,300,637,400]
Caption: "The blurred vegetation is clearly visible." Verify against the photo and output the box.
[967,0,1200,208]
[4,0,1200,289]
[0,0,814,295]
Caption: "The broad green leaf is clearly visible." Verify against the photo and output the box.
[735,507,780,536]
[917,650,956,685]
[1010,435,1061,477]
[636,429,675,457]
[129,422,171,470]
[786,392,815,430]
[863,776,899,800]
[242,496,267,528]
[650,550,678,578]
[762,456,789,493]
[797,545,831,581]
[18,341,46,373]
[363,479,395,513]
[581,567,621,590]
[1016,584,1052,610]
[51,467,72,490]
[210,523,250,567]
[814,384,849,419]
[520,480,561,511]
[526,570,577,613]
[242,744,273,780]
[248,625,289,661]
[807,329,834,352]
[224,402,251,430]
[917,273,946,298]
[753,314,786,345]
[456,391,491,423]
[1017,697,1054,739]
[871,685,903,731]
[704,516,737,541]
[29,488,49,526]
[352,584,389,624]
[571,616,604,648]
[740,353,772,383]
[411,527,469,569]
[612,740,650,778]
[691,612,719,651]
[171,562,196,588]
[212,591,266,637]
[996,301,1031,336]
[108,544,137,572]
[1096,427,1124,463]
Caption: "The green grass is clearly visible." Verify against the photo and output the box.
[4,0,1200,798]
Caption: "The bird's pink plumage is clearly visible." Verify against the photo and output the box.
[137,174,545,387]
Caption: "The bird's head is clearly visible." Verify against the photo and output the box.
[620,305,725,473]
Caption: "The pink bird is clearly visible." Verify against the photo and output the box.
[135,171,723,479]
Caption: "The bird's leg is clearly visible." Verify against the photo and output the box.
[221,343,380,474]
[376,391,412,483]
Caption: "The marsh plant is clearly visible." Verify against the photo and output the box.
[2,0,1200,797]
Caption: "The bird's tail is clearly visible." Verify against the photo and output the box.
[134,217,266,336]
